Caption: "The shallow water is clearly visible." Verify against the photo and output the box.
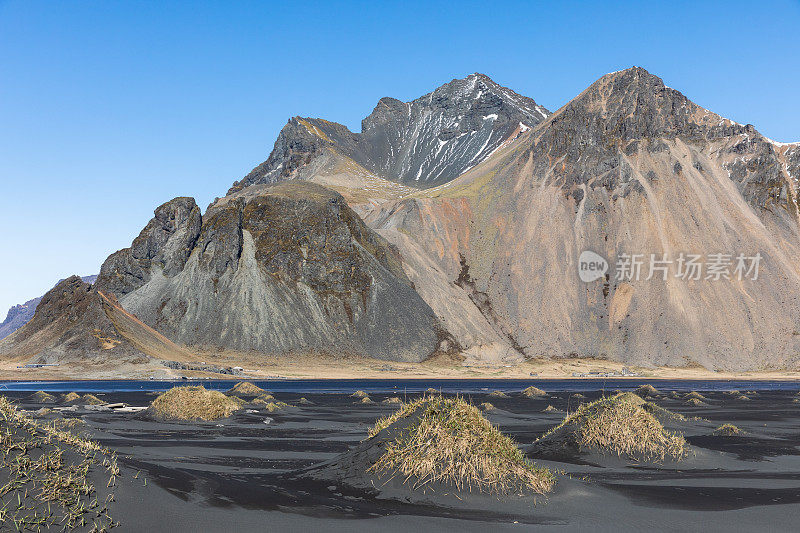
[1,378,799,393]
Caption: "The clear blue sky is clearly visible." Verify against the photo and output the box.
[1,0,799,314]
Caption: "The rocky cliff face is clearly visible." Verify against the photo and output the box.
[363,67,800,370]
[97,182,443,362]
[229,73,550,192]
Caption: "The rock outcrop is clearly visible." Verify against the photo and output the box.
[97,181,443,362]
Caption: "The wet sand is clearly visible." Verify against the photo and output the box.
[5,388,800,532]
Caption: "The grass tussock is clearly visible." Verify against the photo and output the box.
[252,394,276,404]
[81,394,105,405]
[685,398,705,406]
[487,391,509,398]
[358,397,374,404]
[641,402,686,422]
[736,395,751,401]
[59,392,81,404]
[147,386,243,421]
[537,392,686,461]
[351,390,369,399]
[382,396,402,404]
[30,391,55,403]
[425,388,439,395]
[367,396,554,495]
[298,397,314,405]
[521,386,547,397]
[262,401,290,413]
[479,402,495,411]
[714,424,743,436]
[685,391,707,401]
[635,384,659,398]
[543,405,558,412]
[227,381,266,397]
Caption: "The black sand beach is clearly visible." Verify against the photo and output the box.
[3,387,800,532]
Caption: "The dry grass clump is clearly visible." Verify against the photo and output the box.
[146,386,243,421]
[298,397,314,405]
[252,394,276,404]
[367,396,554,495]
[382,396,402,404]
[536,392,685,461]
[81,394,105,405]
[358,397,374,404]
[59,392,81,404]
[543,405,558,412]
[571,393,586,399]
[685,391,707,401]
[635,384,659,398]
[641,402,686,422]
[425,388,439,394]
[724,390,741,396]
[714,424,743,436]
[262,401,290,413]
[227,381,266,397]
[29,391,55,403]
[521,386,547,397]
[351,390,369,398]
[479,402,495,411]
[685,398,705,406]
[487,391,509,398]
[736,394,751,401]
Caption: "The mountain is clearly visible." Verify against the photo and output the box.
[0,275,190,367]
[94,182,444,362]
[4,68,800,372]
[0,275,97,341]
[363,67,800,370]
[229,73,550,196]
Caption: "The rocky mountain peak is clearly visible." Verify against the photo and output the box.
[230,73,551,193]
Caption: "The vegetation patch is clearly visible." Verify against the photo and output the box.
[641,402,686,422]
[532,392,686,461]
[685,391,707,401]
[261,401,290,413]
[0,396,120,531]
[29,391,55,404]
[635,384,659,398]
[479,402,495,411]
[714,424,743,436]
[543,405,558,412]
[351,391,369,399]
[252,394,276,404]
[146,386,243,421]
[487,391,509,398]
[358,397,374,404]
[298,397,314,405]
[227,382,266,397]
[59,392,81,404]
[80,394,105,406]
[521,386,547,397]
[367,396,554,495]
[685,398,705,406]
[382,396,402,404]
